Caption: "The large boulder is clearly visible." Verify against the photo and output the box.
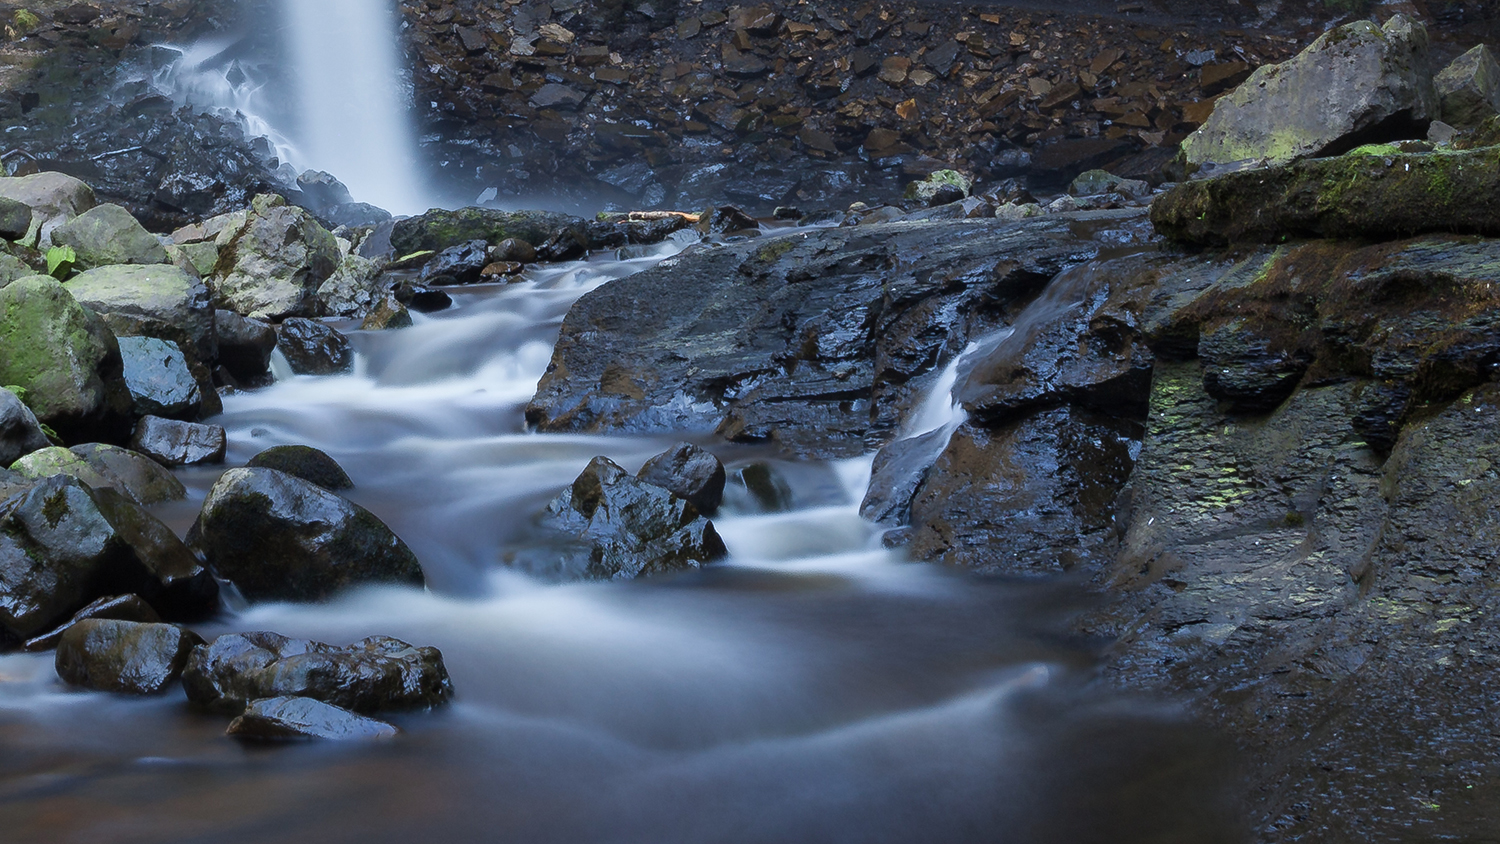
[0,276,132,444]
[116,337,202,420]
[54,619,203,695]
[49,204,169,270]
[64,264,217,364]
[1180,16,1438,172]
[276,319,354,376]
[0,172,97,248]
[227,696,399,741]
[211,195,340,320]
[246,445,353,490]
[316,254,384,318]
[181,631,454,714]
[530,456,727,581]
[9,444,187,506]
[0,386,51,467]
[1435,44,1500,128]
[389,207,586,256]
[188,468,424,602]
[213,309,277,382]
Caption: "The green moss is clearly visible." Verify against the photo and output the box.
[1347,144,1401,157]
[41,488,68,528]
[753,238,797,263]
[12,9,39,34]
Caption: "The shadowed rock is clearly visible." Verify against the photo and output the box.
[227,696,399,741]
[55,619,202,695]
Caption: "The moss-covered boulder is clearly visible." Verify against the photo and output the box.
[50,204,168,270]
[0,253,33,287]
[1180,16,1437,172]
[389,207,585,256]
[9,444,186,505]
[211,194,340,320]
[0,276,131,443]
[64,264,216,364]
[1151,146,1500,245]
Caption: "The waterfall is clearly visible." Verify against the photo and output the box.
[282,0,425,214]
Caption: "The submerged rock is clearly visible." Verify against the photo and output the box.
[182,631,453,714]
[637,443,726,515]
[55,619,202,695]
[246,445,353,491]
[276,319,354,376]
[227,696,399,741]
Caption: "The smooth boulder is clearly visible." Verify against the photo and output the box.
[182,631,454,714]
[0,386,51,467]
[117,337,202,419]
[50,204,168,270]
[10,444,187,505]
[211,194,340,320]
[277,318,354,376]
[130,416,227,467]
[55,619,203,695]
[0,196,31,241]
[25,593,161,652]
[188,468,423,602]
[246,445,353,490]
[64,264,216,364]
[227,696,399,741]
[636,443,726,514]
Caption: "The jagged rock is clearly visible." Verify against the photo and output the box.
[24,594,161,652]
[530,456,727,581]
[0,276,132,444]
[55,619,203,695]
[294,171,353,211]
[903,170,971,207]
[211,194,340,320]
[0,196,34,241]
[317,254,384,318]
[130,416,227,467]
[360,294,413,329]
[421,239,490,286]
[637,442,726,514]
[276,319,354,376]
[1181,16,1438,172]
[64,264,217,364]
[1199,318,1309,411]
[390,207,586,256]
[0,172,96,248]
[49,204,168,270]
[182,631,453,714]
[1435,44,1500,128]
[188,468,423,602]
[117,337,202,420]
[0,386,51,468]
[214,309,277,382]
[1068,169,1150,199]
[227,696,399,741]
[246,445,353,491]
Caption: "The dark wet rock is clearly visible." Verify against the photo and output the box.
[294,171,353,212]
[24,593,161,653]
[63,264,217,365]
[130,416,227,467]
[117,337,202,420]
[392,282,452,313]
[210,195,340,320]
[529,456,726,581]
[903,170,971,207]
[246,445,353,491]
[361,294,413,330]
[213,309,277,382]
[0,196,32,241]
[535,227,591,263]
[0,386,51,468]
[1152,146,1500,245]
[86,487,220,620]
[55,619,203,695]
[1198,319,1309,411]
[695,205,758,235]
[227,696,399,742]
[1436,45,1500,128]
[420,239,490,286]
[390,208,585,256]
[735,462,795,512]
[276,318,354,376]
[637,443,726,515]
[1027,137,1141,190]
[49,204,168,270]
[0,276,132,444]
[319,203,393,230]
[182,631,453,715]
[492,237,536,264]
[67,443,187,505]
[188,468,422,603]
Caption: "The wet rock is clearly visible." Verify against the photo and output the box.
[0,172,96,248]
[361,294,413,330]
[188,468,423,602]
[55,619,203,695]
[182,631,453,715]
[421,239,490,286]
[65,443,188,505]
[294,171,353,212]
[214,309,277,382]
[49,204,168,270]
[276,319,354,376]
[64,264,217,364]
[492,237,537,263]
[1435,44,1500,128]
[1152,146,1500,245]
[227,696,399,742]
[0,276,132,444]
[130,416,227,467]
[392,282,452,313]
[117,337,202,420]
[735,462,795,512]
[695,205,758,235]
[211,194,341,320]
[0,386,51,468]
[1198,319,1309,411]
[316,254,383,318]
[0,196,31,241]
[24,594,160,653]
[903,170,971,207]
[1181,16,1437,172]
[637,442,726,514]
[390,208,586,256]
[532,456,727,581]
[246,445,353,491]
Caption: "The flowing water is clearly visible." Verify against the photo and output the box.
[0,236,1243,843]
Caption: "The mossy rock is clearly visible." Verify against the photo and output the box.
[50,204,169,270]
[389,207,587,256]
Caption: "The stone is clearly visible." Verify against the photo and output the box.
[24,593,160,652]
[903,170,971,207]
[0,254,33,287]
[49,204,169,270]
[130,416,227,467]
[88,486,219,619]
[294,171,353,212]
[1180,16,1438,172]
[0,172,97,248]
[276,318,354,376]
[637,442,727,514]
[1028,137,1140,189]
[188,468,423,602]
[530,83,587,109]
[0,386,51,468]
[392,282,451,313]
[116,337,202,419]
[182,631,454,714]
[211,194,341,320]
[67,443,187,505]
[55,619,203,695]
[421,239,490,286]
[1435,44,1500,128]
[492,237,537,263]
[246,445,353,491]
[1068,169,1149,198]
[360,295,413,330]
[0,276,132,444]
[389,208,587,256]
[214,309,277,382]
[316,254,384,318]
[227,696,399,741]
[0,196,32,241]
[64,264,217,364]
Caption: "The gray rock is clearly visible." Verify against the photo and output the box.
[276,318,354,375]
[316,253,384,318]
[246,445,353,490]
[492,237,536,263]
[188,467,424,602]
[182,631,454,714]
[903,170,971,207]
[0,386,51,468]
[637,442,726,514]
[1435,44,1500,128]
[0,276,132,444]
[0,253,33,287]
[55,619,203,695]
[214,309,277,382]
[211,194,340,320]
[227,696,399,741]
[24,593,161,652]
[130,416,227,467]
[50,204,169,270]
[117,337,202,420]
[64,264,217,364]
[390,207,587,256]
[0,196,31,241]
[530,83,587,109]
[421,240,489,286]
[1181,15,1438,171]
[0,172,97,248]
[360,294,413,330]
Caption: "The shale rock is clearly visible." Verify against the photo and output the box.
[0,387,51,468]
[637,442,726,514]
[182,631,453,714]
[0,172,96,248]
[211,195,340,320]
[130,417,227,467]
[276,319,354,376]
[55,619,203,695]
[49,204,168,270]
[64,264,217,364]
[227,696,399,741]
[1435,45,1500,128]
[188,468,423,602]
[213,309,277,382]
[116,337,201,419]
[246,445,353,491]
